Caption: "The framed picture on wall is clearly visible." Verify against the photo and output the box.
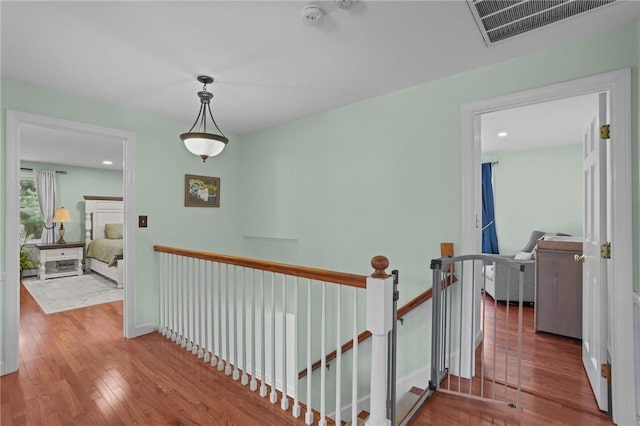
[184,174,220,207]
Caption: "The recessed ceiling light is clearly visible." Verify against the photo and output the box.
[103,160,113,165]
[497,132,508,138]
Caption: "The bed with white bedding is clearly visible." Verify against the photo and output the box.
[84,196,124,288]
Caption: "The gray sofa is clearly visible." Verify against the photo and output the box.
[482,230,548,303]
[483,256,535,303]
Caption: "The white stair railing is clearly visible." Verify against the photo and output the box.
[155,246,394,425]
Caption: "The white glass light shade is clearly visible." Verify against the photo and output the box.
[184,137,225,157]
[180,132,228,161]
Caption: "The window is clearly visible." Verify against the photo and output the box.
[20,175,43,241]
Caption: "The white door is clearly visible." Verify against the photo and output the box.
[581,92,608,411]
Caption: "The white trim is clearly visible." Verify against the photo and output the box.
[460,69,635,425]
[134,323,157,337]
[3,110,137,375]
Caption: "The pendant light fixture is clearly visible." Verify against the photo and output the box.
[180,75,229,162]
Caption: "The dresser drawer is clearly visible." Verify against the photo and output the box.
[42,248,81,260]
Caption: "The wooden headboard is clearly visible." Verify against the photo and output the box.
[84,196,123,245]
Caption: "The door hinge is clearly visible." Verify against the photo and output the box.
[600,242,611,259]
[600,124,610,140]
[600,363,611,379]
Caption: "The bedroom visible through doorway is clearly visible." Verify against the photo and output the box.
[18,123,125,324]
[459,68,635,425]
[4,111,137,376]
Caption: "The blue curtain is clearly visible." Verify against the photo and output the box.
[482,163,499,254]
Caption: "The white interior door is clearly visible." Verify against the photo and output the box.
[582,92,608,411]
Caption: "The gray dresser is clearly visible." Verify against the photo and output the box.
[535,240,583,339]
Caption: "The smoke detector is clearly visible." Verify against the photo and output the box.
[336,0,358,9]
[302,4,325,25]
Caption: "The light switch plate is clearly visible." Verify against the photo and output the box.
[139,215,148,228]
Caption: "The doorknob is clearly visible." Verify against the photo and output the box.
[574,254,585,263]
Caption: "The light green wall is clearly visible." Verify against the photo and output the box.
[239,21,639,298]
[1,79,245,354]
[2,21,639,371]
[483,145,583,255]
[21,161,123,244]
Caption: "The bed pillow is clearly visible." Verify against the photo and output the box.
[104,223,123,239]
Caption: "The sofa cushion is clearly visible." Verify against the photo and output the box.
[514,251,533,260]
[521,230,546,253]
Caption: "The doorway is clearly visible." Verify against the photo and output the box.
[4,111,137,375]
[460,69,635,424]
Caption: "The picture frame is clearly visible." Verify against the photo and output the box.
[184,174,220,207]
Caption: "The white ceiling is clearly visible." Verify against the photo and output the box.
[20,124,124,171]
[2,1,639,168]
[481,93,598,154]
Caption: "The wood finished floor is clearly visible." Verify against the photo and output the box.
[409,295,614,425]
[2,285,614,425]
[1,284,305,425]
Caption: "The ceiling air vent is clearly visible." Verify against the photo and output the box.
[467,0,617,45]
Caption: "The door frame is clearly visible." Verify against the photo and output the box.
[460,68,635,424]
[3,110,137,375]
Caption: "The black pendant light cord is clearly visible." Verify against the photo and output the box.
[184,81,226,139]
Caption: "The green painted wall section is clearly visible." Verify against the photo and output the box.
[1,79,244,349]
[239,21,639,300]
[20,161,123,244]
[1,21,638,371]
[483,145,583,255]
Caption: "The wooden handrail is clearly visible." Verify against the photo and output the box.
[153,245,368,289]
[298,287,434,379]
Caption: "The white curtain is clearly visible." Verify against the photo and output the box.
[34,169,57,244]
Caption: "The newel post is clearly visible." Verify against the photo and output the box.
[366,256,393,426]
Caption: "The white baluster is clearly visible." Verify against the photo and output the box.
[292,276,301,418]
[192,258,199,355]
[209,261,217,366]
[225,264,232,376]
[305,279,313,425]
[250,268,258,391]
[164,253,169,337]
[319,281,327,426]
[281,274,289,411]
[351,288,358,425]
[159,253,166,336]
[217,262,224,371]
[186,257,193,352]
[233,266,240,380]
[335,285,342,425]
[198,259,205,358]
[171,255,178,342]
[241,267,249,385]
[260,271,267,397]
[181,256,187,348]
[270,272,278,404]
[204,261,211,363]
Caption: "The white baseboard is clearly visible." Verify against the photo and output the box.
[133,323,157,337]
[475,329,483,349]
[0,361,5,376]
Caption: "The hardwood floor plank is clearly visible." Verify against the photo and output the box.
[408,295,613,425]
[3,283,615,425]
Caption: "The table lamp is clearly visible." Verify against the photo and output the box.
[53,207,71,244]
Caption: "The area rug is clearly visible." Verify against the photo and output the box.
[23,273,123,314]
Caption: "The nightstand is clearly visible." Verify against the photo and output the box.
[35,242,84,281]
